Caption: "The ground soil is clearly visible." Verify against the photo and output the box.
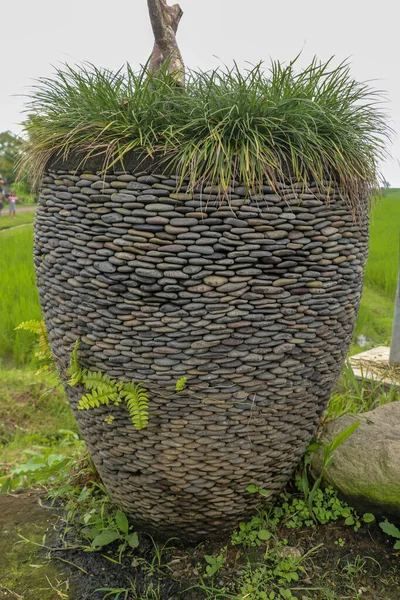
[1,493,399,600]
[61,512,400,600]
[0,493,70,600]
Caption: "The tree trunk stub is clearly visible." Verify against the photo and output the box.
[147,0,184,85]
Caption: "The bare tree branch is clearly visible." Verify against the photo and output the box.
[147,0,184,85]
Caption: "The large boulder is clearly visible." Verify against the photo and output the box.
[312,402,400,519]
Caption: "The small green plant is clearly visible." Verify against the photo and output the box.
[135,535,179,575]
[335,537,345,547]
[0,429,84,493]
[234,542,322,600]
[299,421,360,521]
[278,487,371,531]
[195,579,233,600]
[234,483,373,547]
[15,319,53,371]
[175,376,188,392]
[379,520,400,550]
[340,555,368,579]
[68,340,149,430]
[235,557,303,600]
[84,509,139,562]
[231,513,273,547]
[204,547,227,577]
[54,479,119,554]
[326,362,399,422]
[247,484,272,498]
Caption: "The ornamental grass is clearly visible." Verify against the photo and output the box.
[20,57,391,203]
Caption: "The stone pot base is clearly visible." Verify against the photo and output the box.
[35,165,368,538]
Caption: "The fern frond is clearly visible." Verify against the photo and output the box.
[78,389,120,410]
[37,325,50,349]
[36,326,52,360]
[175,376,188,392]
[82,370,122,392]
[70,345,150,427]
[15,320,43,335]
[16,320,52,362]
[121,383,149,431]
[68,339,82,386]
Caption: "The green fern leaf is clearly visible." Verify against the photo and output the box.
[16,320,52,362]
[15,320,43,335]
[69,370,82,387]
[82,370,121,392]
[121,383,149,431]
[175,376,188,392]
[68,340,82,386]
[78,389,119,410]
[36,322,52,361]
[96,384,123,404]
[71,351,149,426]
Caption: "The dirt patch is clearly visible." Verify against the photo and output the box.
[0,492,70,600]
[1,493,398,599]
[56,517,400,600]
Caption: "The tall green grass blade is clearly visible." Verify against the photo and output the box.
[20,58,391,207]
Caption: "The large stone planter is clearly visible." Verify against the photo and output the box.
[34,156,368,539]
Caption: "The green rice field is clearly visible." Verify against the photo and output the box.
[353,189,400,349]
[0,225,41,366]
[0,210,35,230]
[366,190,400,298]
[0,191,399,367]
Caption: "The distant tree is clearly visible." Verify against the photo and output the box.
[0,131,23,184]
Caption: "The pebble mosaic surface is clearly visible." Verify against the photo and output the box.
[35,166,368,538]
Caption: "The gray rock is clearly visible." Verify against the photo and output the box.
[94,261,116,274]
[101,213,123,224]
[312,402,400,518]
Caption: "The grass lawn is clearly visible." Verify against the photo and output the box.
[0,210,35,230]
[366,190,400,299]
[351,188,400,351]
[0,368,75,469]
[353,286,394,348]
[0,225,42,366]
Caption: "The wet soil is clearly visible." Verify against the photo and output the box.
[60,518,400,600]
[0,492,70,599]
[1,493,399,600]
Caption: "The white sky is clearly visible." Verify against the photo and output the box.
[1,0,399,185]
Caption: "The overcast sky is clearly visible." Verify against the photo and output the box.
[2,0,399,185]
